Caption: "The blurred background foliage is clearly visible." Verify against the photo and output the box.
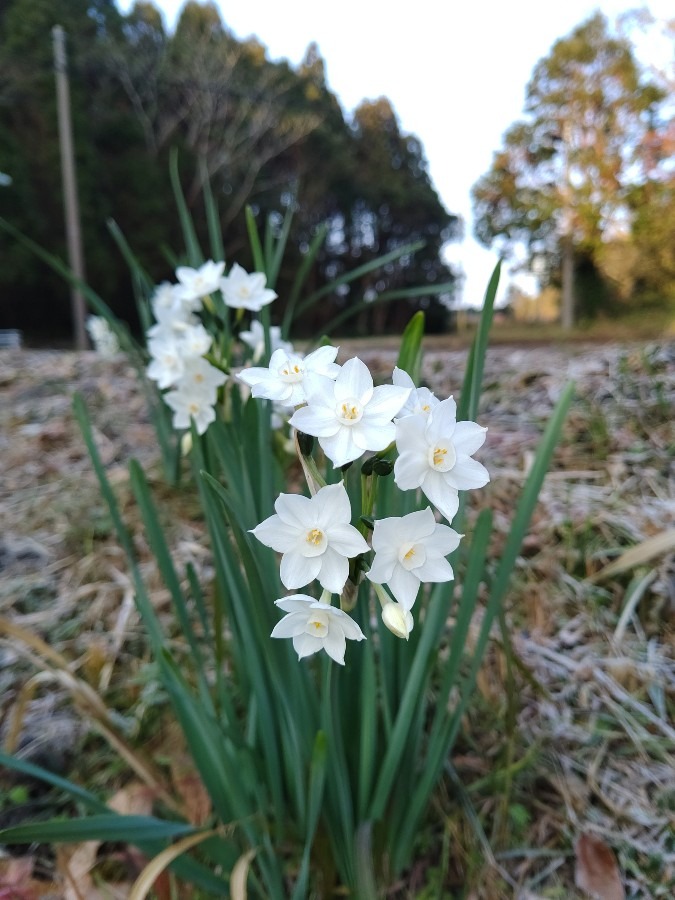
[0,0,460,341]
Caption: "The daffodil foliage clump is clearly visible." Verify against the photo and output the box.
[0,206,573,897]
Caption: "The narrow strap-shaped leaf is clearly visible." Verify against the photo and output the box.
[201,166,225,264]
[0,814,197,844]
[267,200,295,290]
[72,395,164,652]
[281,221,329,338]
[0,753,233,895]
[0,217,138,357]
[294,239,425,319]
[245,206,265,273]
[129,460,214,714]
[291,731,328,900]
[395,311,425,386]
[0,751,108,814]
[169,148,202,266]
[356,616,377,820]
[457,260,500,422]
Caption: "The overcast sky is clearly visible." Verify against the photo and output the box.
[117,0,671,307]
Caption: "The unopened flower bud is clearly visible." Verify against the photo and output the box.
[373,458,394,477]
[381,602,414,640]
[296,430,314,457]
[180,432,193,456]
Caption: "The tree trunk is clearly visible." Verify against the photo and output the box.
[561,238,575,330]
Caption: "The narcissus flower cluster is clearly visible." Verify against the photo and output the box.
[145,260,279,435]
[143,264,488,662]
[245,347,489,663]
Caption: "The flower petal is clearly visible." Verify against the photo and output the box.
[312,482,351,527]
[304,344,340,376]
[332,609,365,642]
[352,421,395,452]
[371,517,405,550]
[290,404,341,438]
[423,527,463,558]
[395,415,429,456]
[333,358,373,405]
[422,471,459,522]
[387,565,421,611]
[317,547,349,593]
[319,427,361,467]
[293,632,324,659]
[280,551,320,589]
[367,552,397,584]
[425,397,457,444]
[394,451,429,490]
[445,457,490,491]
[326,523,370,557]
[275,595,315,613]
[399,508,437,541]
[271,611,310,638]
[322,626,347,665]
[251,515,298,552]
[274,493,313,529]
[417,556,455,582]
[366,384,410,419]
[451,421,488,456]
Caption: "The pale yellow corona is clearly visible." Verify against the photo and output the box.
[341,402,360,420]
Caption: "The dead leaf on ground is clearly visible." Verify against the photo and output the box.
[0,855,59,898]
[575,832,625,900]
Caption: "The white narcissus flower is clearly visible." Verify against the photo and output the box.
[86,316,119,357]
[239,319,292,362]
[392,367,439,419]
[163,359,226,435]
[367,508,462,610]
[237,345,340,407]
[164,388,217,435]
[220,263,277,311]
[178,357,227,396]
[251,482,369,593]
[394,397,489,522]
[147,335,185,389]
[150,281,189,324]
[169,322,212,359]
[289,357,411,468]
[271,595,365,665]
[175,260,225,304]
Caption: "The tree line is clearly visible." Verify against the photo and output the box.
[472,11,675,324]
[0,0,459,342]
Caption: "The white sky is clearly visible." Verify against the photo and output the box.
[117,0,672,307]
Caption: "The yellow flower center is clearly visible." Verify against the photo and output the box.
[306,528,324,545]
[428,441,456,472]
[336,397,364,425]
[404,547,416,560]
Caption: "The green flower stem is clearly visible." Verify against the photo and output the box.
[293,429,326,496]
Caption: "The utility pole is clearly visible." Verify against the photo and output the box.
[52,25,88,350]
